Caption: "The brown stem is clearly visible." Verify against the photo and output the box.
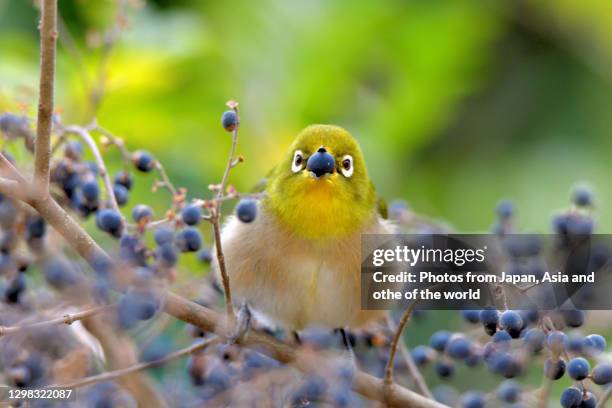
[57,336,219,389]
[209,108,240,317]
[385,314,433,399]
[212,215,234,316]
[92,124,132,163]
[384,301,420,405]
[154,161,177,196]
[33,0,57,196]
[0,304,114,337]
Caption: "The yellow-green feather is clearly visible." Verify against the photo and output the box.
[263,125,377,241]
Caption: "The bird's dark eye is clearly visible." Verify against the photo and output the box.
[340,155,354,177]
[292,150,304,173]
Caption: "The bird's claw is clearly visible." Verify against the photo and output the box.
[335,327,357,369]
[227,301,252,344]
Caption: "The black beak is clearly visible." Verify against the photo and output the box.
[307,147,335,178]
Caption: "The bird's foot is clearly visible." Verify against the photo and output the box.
[335,327,357,369]
[291,330,302,346]
[227,301,252,344]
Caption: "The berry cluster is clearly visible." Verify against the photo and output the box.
[401,188,611,407]
[1,100,610,408]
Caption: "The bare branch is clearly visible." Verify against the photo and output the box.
[57,336,219,389]
[33,0,58,196]
[0,304,114,337]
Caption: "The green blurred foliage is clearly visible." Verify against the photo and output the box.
[2,0,612,234]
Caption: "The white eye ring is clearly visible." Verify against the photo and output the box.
[292,150,305,173]
[340,155,354,177]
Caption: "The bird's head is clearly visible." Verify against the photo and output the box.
[265,125,376,240]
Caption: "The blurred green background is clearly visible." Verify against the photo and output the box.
[2,0,612,234]
[1,0,612,401]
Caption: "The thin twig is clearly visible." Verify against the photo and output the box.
[216,191,266,203]
[215,116,239,204]
[384,301,421,406]
[209,103,240,318]
[92,123,132,162]
[385,314,433,399]
[92,123,178,196]
[33,0,58,196]
[154,161,177,196]
[0,304,114,337]
[63,125,121,214]
[56,336,219,389]
[212,218,233,317]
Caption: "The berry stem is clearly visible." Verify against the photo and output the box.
[91,123,179,196]
[91,123,132,163]
[155,160,178,196]
[63,124,122,215]
[216,112,239,204]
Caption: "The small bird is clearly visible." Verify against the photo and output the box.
[218,125,394,332]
